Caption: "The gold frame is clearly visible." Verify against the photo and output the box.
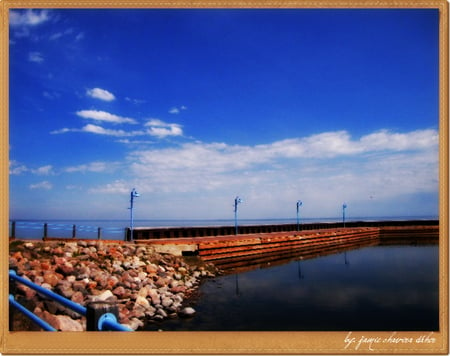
[1,1,448,354]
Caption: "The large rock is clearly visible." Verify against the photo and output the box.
[38,310,83,331]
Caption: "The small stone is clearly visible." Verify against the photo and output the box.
[156,308,168,318]
[52,246,64,255]
[112,286,128,298]
[155,277,167,288]
[77,240,88,247]
[40,261,51,271]
[33,275,44,285]
[135,295,151,309]
[43,271,62,287]
[179,307,196,317]
[170,285,186,294]
[71,291,84,304]
[72,280,87,292]
[24,242,34,250]
[161,297,173,308]
[127,318,144,331]
[146,264,158,274]
[92,289,114,302]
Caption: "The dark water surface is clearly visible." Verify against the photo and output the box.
[148,244,439,331]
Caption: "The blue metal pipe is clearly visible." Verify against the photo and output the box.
[9,294,56,331]
[98,313,132,331]
[9,270,87,316]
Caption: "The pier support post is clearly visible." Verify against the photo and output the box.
[43,223,48,239]
[72,225,76,238]
[97,227,102,240]
[10,221,16,240]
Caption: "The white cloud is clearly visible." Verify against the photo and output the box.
[51,124,144,137]
[10,9,51,27]
[89,180,130,194]
[125,97,146,104]
[28,52,44,63]
[64,161,116,173]
[80,124,143,137]
[50,127,72,134]
[169,106,187,114]
[76,110,137,124]
[116,138,154,145]
[145,119,183,138]
[29,181,52,190]
[32,165,53,175]
[9,161,28,175]
[86,88,116,102]
[118,128,438,218]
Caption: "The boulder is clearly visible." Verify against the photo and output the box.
[39,310,83,331]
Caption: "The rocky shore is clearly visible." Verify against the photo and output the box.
[9,239,219,331]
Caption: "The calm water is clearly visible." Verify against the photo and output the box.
[147,244,439,331]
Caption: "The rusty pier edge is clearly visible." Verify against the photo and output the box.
[134,224,439,263]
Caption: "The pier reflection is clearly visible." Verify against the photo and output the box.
[215,240,378,275]
[213,233,437,275]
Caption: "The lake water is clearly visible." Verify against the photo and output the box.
[146,244,439,331]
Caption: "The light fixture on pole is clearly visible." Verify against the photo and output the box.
[129,188,140,240]
[296,200,303,231]
[342,203,347,228]
[234,196,243,235]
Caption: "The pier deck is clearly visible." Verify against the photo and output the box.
[134,225,438,262]
[135,227,381,259]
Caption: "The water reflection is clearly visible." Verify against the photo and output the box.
[148,240,439,332]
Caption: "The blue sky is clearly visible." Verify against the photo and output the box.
[9,8,440,221]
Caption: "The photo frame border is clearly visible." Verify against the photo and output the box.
[1,0,448,354]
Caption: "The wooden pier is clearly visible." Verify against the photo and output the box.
[134,224,438,266]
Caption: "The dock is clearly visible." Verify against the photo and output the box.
[134,225,438,262]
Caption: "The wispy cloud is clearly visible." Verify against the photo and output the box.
[125,97,146,104]
[51,124,143,137]
[145,119,183,138]
[89,180,130,194]
[29,181,53,190]
[86,88,116,102]
[28,51,44,63]
[64,161,116,173]
[49,28,74,41]
[9,160,28,175]
[32,165,54,175]
[9,162,54,176]
[169,105,187,114]
[75,32,85,41]
[76,110,136,124]
[10,9,51,27]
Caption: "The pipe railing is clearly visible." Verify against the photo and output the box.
[9,270,132,332]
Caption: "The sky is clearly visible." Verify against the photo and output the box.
[8,8,440,221]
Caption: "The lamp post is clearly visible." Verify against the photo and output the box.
[342,203,347,228]
[234,196,243,235]
[296,200,303,231]
[129,188,140,240]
